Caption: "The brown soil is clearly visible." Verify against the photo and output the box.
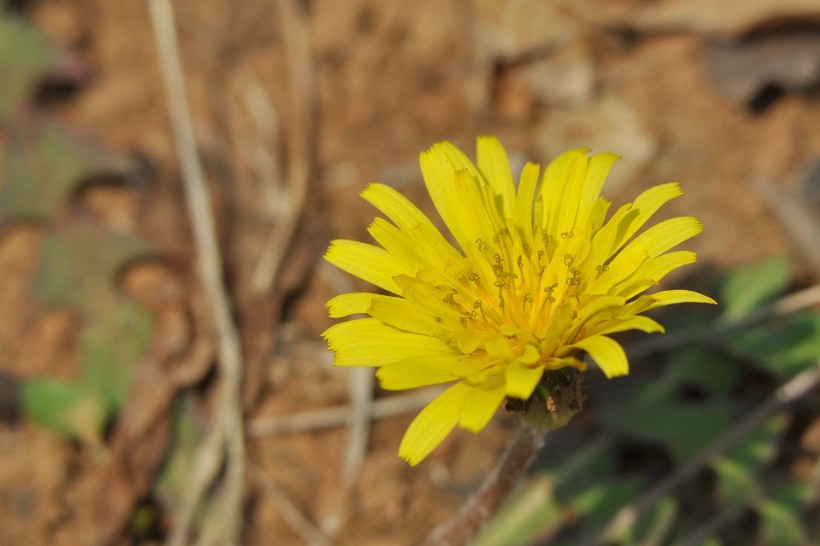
[2,0,820,545]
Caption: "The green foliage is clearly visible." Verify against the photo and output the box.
[0,13,55,118]
[719,255,790,320]
[604,402,737,463]
[721,312,820,378]
[23,221,154,438]
[0,16,153,441]
[21,378,108,443]
[0,122,132,220]
[154,396,207,524]
[758,488,807,546]
[473,476,562,546]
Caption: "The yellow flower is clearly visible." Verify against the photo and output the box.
[323,137,716,465]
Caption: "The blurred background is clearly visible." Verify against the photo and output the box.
[1,0,820,545]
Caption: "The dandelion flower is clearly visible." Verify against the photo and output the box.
[323,137,716,465]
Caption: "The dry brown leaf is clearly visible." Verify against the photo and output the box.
[562,0,820,37]
[91,263,214,545]
[706,31,820,105]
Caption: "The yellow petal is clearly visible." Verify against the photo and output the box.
[326,292,377,317]
[437,140,481,174]
[368,295,450,335]
[361,183,462,265]
[540,148,590,236]
[454,168,497,244]
[377,356,461,390]
[564,296,626,341]
[360,183,435,232]
[614,250,698,299]
[586,315,665,337]
[623,216,703,260]
[368,217,426,272]
[399,382,470,465]
[577,152,619,223]
[419,146,474,250]
[513,162,541,241]
[562,335,629,378]
[637,289,718,313]
[536,302,575,355]
[459,375,507,432]
[593,217,702,293]
[393,274,465,323]
[623,182,683,243]
[588,197,612,233]
[477,136,516,218]
[505,363,544,399]
[325,239,405,294]
[583,205,641,272]
[410,223,463,266]
[323,318,458,367]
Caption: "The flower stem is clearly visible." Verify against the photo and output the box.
[423,421,545,546]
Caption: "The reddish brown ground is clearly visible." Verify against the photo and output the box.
[1,0,819,545]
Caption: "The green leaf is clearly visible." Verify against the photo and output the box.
[603,402,737,463]
[757,497,806,546]
[712,457,760,507]
[155,396,207,516]
[0,121,133,221]
[475,475,563,546]
[567,478,642,534]
[0,13,56,118]
[21,378,108,442]
[719,256,790,320]
[722,312,820,378]
[10,172,153,443]
[641,346,740,404]
[32,219,154,413]
[32,219,150,309]
[758,480,810,542]
[631,498,677,546]
[723,415,784,469]
[81,300,153,408]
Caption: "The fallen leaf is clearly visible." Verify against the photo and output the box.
[20,378,107,443]
[560,0,820,38]
[92,263,214,545]
[0,13,56,119]
[22,218,155,438]
[0,120,136,222]
[706,31,820,107]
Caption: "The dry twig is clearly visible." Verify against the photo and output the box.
[247,387,444,437]
[423,421,545,546]
[247,461,332,546]
[148,2,246,545]
[249,0,318,294]
[752,178,820,278]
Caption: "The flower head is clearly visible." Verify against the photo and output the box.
[323,137,716,465]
